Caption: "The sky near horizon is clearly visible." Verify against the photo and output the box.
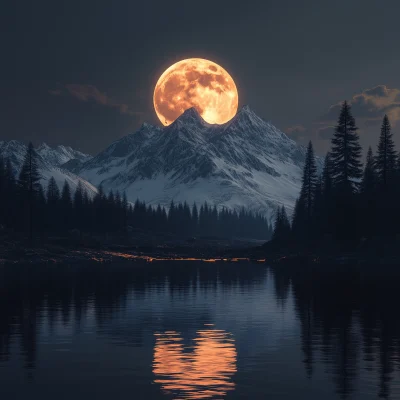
[5,0,400,155]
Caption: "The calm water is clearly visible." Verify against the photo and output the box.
[1,262,400,399]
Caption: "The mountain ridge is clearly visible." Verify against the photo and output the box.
[74,106,320,221]
[1,107,320,221]
[0,141,97,196]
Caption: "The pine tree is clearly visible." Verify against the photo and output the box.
[322,152,333,198]
[281,206,291,237]
[330,101,363,194]
[36,184,47,234]
[300,141,318,219]
[318,152,334,237]
[73,182,84,232]
[0,156,5,227]
[18,142,42,241]
[182,202,192,236]
[292,141,318,241]
[60,180,73,231]
[46,177,60,233]
[291,197,305,239]
[361,147,376,195]
[192,203,199,236]
[273,205,291,243]
[4,159,16,230]
[121,192,128,234]
[311,176,323,237]
[330,102,363,244]
[82,190,91,232]
[168,200,176,233]
[375,115,397,188]
[374,116,397,237]
[46,177,60,204]
[360,147,377,237]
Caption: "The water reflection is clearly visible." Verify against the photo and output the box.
[1,263,400,399]
[269,264,400,399]
[153,327,236,399]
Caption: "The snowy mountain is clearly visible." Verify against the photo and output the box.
[36,142,91,167]
[0,140,97,196]
[74,106,321,221]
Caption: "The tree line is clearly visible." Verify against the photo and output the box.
[0,143,272,242]
[272,101,400,248]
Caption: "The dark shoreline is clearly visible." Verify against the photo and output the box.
[0,239,263,266]
[2,236,400,269]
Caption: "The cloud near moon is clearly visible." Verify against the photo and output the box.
[154,58,238,125]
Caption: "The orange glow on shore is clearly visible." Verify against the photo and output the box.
[153,328,237,399]
[95,251,259,264]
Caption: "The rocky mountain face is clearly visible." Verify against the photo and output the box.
[74,106,320,221]
[36,143,91,167]
[1,106,320,220]
[0,141,96,195]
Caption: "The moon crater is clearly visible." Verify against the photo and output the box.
[154,58,238,126]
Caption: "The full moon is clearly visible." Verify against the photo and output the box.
[153,58,238,126]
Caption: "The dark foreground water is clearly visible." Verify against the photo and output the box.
[1,262,400,399]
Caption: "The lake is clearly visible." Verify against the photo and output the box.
[1,262,399,399]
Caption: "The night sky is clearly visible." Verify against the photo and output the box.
[5,0,400,155]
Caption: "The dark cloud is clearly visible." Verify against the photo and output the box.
[363,86,390,97]
[49,84,143,117]
[320,85,400,125]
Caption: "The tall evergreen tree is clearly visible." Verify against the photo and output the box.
[291,197,305,238]
[60,180,73,231]
[121,192,128,234]
[361,147,377,195]
[300,141,318,219]
[192,203,199,235]
[375,114,397,188]
[73,182,84,232]
[36,184,47,234]
[292,141,317,241]
[46,177,60,232]
[18,142,42,241]
[273,205,291,243]
[4,159,16,230]
[0,156,5,227]
[330,102,363,244]
[322,152,333,198]
[360,147,377,237]
[374,116,397,236]
[46,177,60,203]
[318,152,334,237]
[311,176,323,237]
[330,101,363,194]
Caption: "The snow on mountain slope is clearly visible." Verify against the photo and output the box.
[36,142,92,166]
[76,106,321,221]
[0,141,97,196]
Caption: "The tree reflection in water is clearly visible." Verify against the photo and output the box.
[269,264,400,399]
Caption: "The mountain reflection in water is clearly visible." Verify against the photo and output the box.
[153,328,236,399]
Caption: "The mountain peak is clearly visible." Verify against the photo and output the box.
[72,106,320,221]
[234,105,261,121]
[172,107,208,127]
[38,142,50,150]
[240,104,252,113]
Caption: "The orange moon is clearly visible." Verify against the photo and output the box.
[153,58,238,126]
